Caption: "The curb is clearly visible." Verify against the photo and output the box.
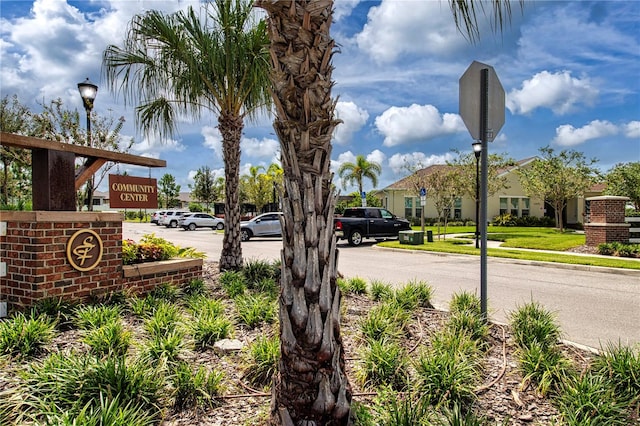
[372,245,640,277]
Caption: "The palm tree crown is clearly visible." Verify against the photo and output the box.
[102,0,272,271]
[338,154,382,195]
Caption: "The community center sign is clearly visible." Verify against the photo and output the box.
[108,175,158,209]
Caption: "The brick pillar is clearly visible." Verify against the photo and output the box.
[584,196,630,246]
[0,211,124,310]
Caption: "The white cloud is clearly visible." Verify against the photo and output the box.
[553,120,618,147]
[507,70,598,115]
[241,137,280,161]
[624,121,640,139]
[333,101,369,145]
[388,152,454,174]
[367,149,386,167]
[202,126,223,158]
[130,133,184,155]
[355,0,468,63]
[375,104,464,147]
[333,0,361,22]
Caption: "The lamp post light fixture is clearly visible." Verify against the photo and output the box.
[472,141,482,249]
[77,78,98,210]
[78,78,98,147]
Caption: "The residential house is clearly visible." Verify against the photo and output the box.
[375,159,546,224]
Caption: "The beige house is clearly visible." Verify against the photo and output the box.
[375,159,549,224]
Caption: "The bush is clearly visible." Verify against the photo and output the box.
[170,362,224,410]
[234,294,276,328]
[597,242,640,258]
[220,271,247,298]
[357,339,409,391]
[509,301,561,350]
[243,335,280,387]
[0,312,57,357]
[122,234,205,265]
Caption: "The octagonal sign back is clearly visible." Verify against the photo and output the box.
[459,61,505,142]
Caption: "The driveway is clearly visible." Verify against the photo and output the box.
[124,223,640,349]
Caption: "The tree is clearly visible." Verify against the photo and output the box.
[241,165,272,214]
[604,162,640,210]
[158,173,181,208]
[254,1,517,424]
[447,149,515,202]
[190,166,217,211]
[0,95,33,207]
[34,99,130,211]
[337,155,382,200]
[425,166,460,238]
[266,162,284,210]
[518,146,599,232]
[103,0,272,271]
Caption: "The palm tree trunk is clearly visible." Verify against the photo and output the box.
[255,1,352,425]
[219,112,243,271]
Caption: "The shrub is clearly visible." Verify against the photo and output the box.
[139,329,185,366]
[414,344,479,408]
[191,313,233,349]
[47,394,157,426]
[186,295,226,318]
[170,362,225,410]
[369,280,394,302]
[149,282,180,302]
[597,242,640,258]
[446,310,488,344]
[492,213,517,226]
[244,335,280,387]
[182,278,207,296]
[0,312,56,357]
[357,339,409,391]
[592,341,640,405]
[143,301,182,337]
[242,258,276,288]
[73,305,122,330]
[32,297,75,331]
[394,280,433,310]
[234,294,276,328]
[342,276,368,295]
[517,342,574,396]
[360,302,410,344]
[557,372,629,425]
[220,271,247,298]
[449,290,481,317]
[509,301,561,350]
[122,234,205,265]
[82,320,132,357]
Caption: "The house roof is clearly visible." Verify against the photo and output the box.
[382,164,451,191]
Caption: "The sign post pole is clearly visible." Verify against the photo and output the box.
[460,61,505,323]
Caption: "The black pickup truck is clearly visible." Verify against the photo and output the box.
[334,207,411,246]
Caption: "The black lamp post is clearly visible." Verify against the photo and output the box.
[472,141,482,248]
[78,78,98,210]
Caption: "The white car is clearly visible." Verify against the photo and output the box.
[159,210,190,228]
[179,213,225,231]
[240,212,283,241]
[151,210,166,225]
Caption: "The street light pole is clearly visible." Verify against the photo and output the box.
[472,141,482,249]
[77,78,98,211]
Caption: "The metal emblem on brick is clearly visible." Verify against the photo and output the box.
[66,229,103,271]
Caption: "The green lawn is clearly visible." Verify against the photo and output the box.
[384,227,640,270]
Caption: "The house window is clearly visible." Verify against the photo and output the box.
[500,198,508,215]
[511,198,519,216]
[454,198,462,219]
[404,197,413,220]
[415,205,422,221]
[522,198,530,217]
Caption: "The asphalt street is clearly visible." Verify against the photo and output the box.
[124,222,640,350]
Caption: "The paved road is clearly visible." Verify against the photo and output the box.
[124,223,640,350]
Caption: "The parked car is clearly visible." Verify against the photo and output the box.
[159,210,190,228]
[151,210,166,225]
[240,212,283,241]
[334,207,411,246]
[179,213,224,231]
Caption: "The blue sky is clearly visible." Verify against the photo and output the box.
[1,0,639,194]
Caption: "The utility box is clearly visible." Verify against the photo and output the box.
[399,230,424,245]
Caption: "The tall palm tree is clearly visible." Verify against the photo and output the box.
[337,155,382,197]
[102,0,271,271]
[255,1,517,424]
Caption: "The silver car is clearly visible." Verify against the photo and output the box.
[240,212,283,241]
[159,210,190,228]
[179,213,225,231]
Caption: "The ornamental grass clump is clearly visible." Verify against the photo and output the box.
[243,334,280,387]
[219,270,247,298]
[82,319,132,357]
[143,300,183,337]
[517,341,574,396]
[0,312,56,358]
[449,290,481,317]
[369,279,394,302]
[74,304,122,330]
[170,361,225,410]
[138,329,186,367]
[357,339,410,391]
[359,301,410,344]
[32,297,76,331]
[190,313,233,350]
[509,301,561,350]
[242,258,277,289]
[234,293,277,328]
[393,279,434,311]
[592,341,640,406]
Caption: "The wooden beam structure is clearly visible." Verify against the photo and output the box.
[1,132,166,211]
